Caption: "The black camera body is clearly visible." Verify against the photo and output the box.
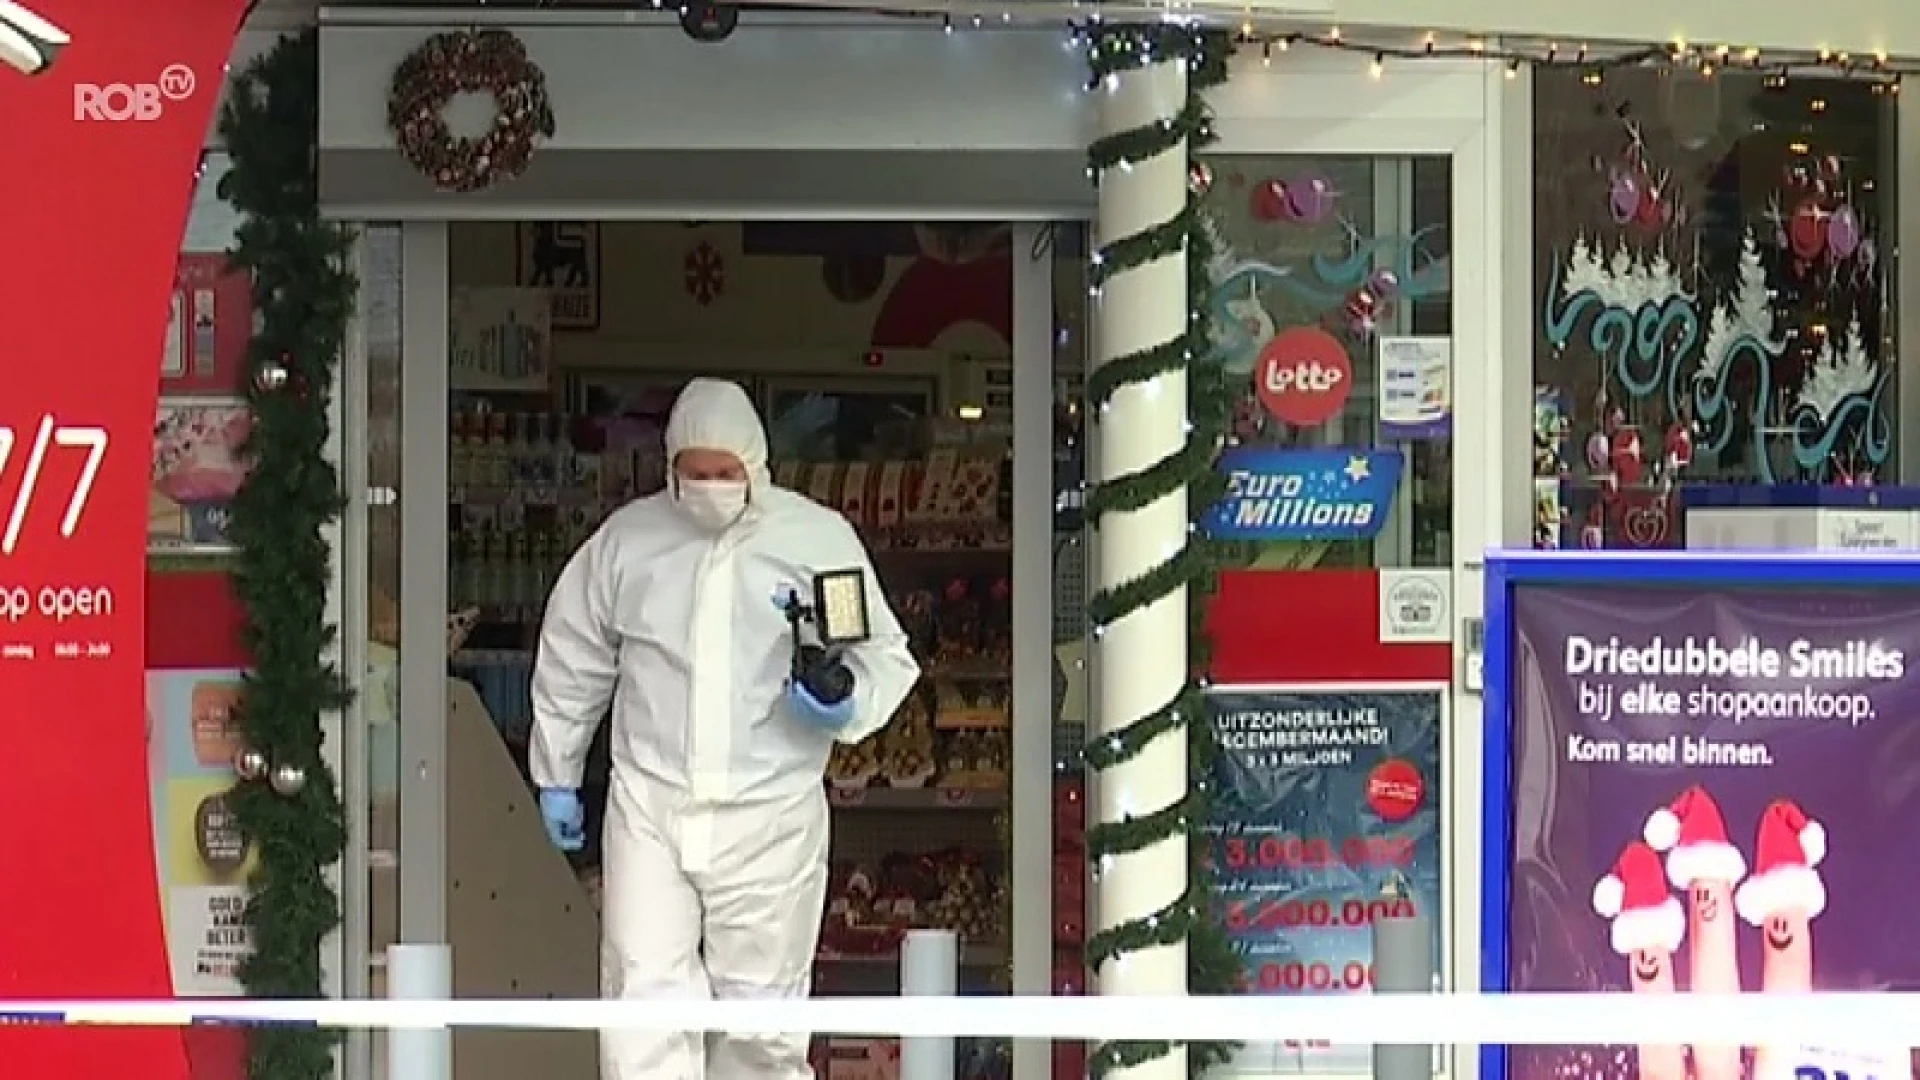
[783,593,856,705]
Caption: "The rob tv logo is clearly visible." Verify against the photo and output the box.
[74,63,198,121]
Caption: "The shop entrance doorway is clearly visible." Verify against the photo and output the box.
[351,217,1072,1080]
[322,24,1509,1080]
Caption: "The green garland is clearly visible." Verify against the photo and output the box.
[1079,22,1241,1080]
[218,29,355,1080]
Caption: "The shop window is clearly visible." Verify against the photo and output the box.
[1198,153,1454,571]
[1532,70,1894,550]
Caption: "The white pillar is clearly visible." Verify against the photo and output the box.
[1090,39,1190,1080]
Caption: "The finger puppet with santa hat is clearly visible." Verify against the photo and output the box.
[1735,799,1826,926]
[1592,841,1686,964]
[1644,785,1748,889]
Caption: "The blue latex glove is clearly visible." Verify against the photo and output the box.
[786,679,856,731]
[538,787,585,852]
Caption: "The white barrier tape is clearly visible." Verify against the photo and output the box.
[1,993,1917,1045]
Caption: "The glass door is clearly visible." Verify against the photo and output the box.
[341,223,406,1080]
[428,219,1046,1079]
[1049,54,1500,1080]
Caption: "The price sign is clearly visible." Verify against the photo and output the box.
[1203,684,1445,1075]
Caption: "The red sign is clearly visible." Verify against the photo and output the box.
[1365,758,1424,822]
[0,1,246,1077]
[1254,326,1352,426]
[165,255,253,394]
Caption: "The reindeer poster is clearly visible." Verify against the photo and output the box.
[516,222,600,330]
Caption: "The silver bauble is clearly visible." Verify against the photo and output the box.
[269,763,308,797]
[233,747,270,781]
[254,363,290,392]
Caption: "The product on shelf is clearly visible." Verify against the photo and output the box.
[818,849,1004,956]
[819,864,900,956]
[825,737,882,790]
[922,848,995,941]
[937,730,1009,789]
[932,684,1010,732]
[821,1038,900,1080]
[875,697,936,787]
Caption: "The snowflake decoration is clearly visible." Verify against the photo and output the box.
[684,241,725,306]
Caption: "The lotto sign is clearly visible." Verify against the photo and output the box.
[1255,326,1352,427]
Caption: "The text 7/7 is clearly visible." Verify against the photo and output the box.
[0,417,108,555]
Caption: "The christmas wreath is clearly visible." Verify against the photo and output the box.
[387,28,556,193]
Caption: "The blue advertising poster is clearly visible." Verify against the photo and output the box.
[1203,448,1404,542]
[1205,684,1445,1075]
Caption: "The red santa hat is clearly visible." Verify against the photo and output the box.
[1644,785,1747,888]
[1592,841,1685,955]
[1734,799,1826,925]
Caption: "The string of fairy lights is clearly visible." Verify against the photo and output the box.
[359,0,1916,87]
[1223,28,1908,87]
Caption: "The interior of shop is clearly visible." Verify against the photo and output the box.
[346,156,1461,1080]
[411,219,1084,1080]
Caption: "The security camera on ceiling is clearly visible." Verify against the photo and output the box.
[679,1,739,43]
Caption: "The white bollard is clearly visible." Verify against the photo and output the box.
[900,930,959,1080]
[1371,881,1436,1080]
[387,943,453,1080]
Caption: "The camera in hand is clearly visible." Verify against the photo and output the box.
[783,569,871,707]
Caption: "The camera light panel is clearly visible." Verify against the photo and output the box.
[814,569,870,645]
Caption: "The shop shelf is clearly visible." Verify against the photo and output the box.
[815,940,1005,968]
[826,786,1007,811]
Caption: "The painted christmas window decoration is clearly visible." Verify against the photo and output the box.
[1532,70,1890,551]
[1193,153,1454,572]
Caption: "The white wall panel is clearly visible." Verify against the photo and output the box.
[320,22,1091,153]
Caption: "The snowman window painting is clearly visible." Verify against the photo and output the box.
[1195,153,1455,572]
[1532,70,1892,551]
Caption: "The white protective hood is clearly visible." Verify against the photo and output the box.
[663,377,774,493]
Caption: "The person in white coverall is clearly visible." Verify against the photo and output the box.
[528,377,920,1080]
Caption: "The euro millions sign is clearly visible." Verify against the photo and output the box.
[1202,447,1404,542]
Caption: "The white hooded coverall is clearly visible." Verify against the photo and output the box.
[529,378,920,1080]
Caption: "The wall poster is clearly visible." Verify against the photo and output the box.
[1204,683,1444,1076]
[150,399,252,553]
[163,255,252,394]
[147,669,255,997]
[449,286,552,393]
[1493,555,1918,1080]
[515,222,600,330]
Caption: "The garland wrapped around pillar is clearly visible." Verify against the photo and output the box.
[1080,22,1238,1080]
[219,28,355,1080]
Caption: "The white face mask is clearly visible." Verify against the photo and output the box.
[676,478,749,530]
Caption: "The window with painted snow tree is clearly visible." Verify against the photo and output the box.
[1532,69,1894,550]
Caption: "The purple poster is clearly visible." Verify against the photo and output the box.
[1508,585,1919,1080]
